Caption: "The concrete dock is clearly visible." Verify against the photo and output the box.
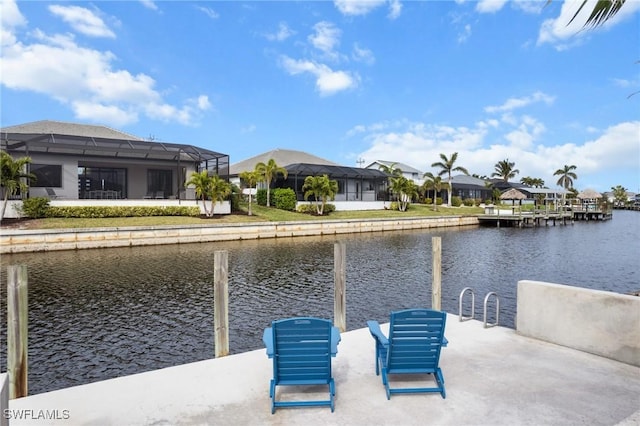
[5,314,640,426]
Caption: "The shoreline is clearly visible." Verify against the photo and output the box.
[0,215,479,254]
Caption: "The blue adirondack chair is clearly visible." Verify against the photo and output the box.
[263,317,341,413]
[366,308,447,399]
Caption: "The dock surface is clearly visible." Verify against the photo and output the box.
[6,315,640,425]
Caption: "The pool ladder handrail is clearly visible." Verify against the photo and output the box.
[458,287,500,328]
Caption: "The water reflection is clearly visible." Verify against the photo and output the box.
[0,210,638,394]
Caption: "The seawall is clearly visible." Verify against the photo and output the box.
[0,215,479,253]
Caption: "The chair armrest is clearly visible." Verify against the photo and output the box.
[263,327,274,358]
[366,320,388,347]
[330,327,341,356]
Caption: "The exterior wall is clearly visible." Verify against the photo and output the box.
[20,153,199,200]
[0,215,479,253]
[517,280,640,367]
[28,154,79,198]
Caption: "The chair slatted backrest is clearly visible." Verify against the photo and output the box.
[273,317,332,384]
[387,309,446,372]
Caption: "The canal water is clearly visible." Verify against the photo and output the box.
[1,210,638,394]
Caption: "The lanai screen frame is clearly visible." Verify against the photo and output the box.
[276,162,390,201]
[1,132,230,199]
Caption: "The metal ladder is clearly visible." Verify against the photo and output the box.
[458,287,500,328]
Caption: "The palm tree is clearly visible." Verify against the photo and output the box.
[185,171,231,217]
[422,172,446,211]
[255,159,288,207]
[520,176,545,188]
[1,151,35,221]
[389,175,417,212]
[239,170,260,215]
[554,165,578,190]
[492,159,519,182]
[209,174,232,206]
[554,164,578,208]
[378,162,403,202]
[611,185,628,206]
[302,174,338,215]
[431,152,469,207]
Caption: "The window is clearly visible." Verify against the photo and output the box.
[147,169,172,198]
[31,164,62,187]
[78,167,127,198]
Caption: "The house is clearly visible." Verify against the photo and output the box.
[450,175,493,202]
[230,149,390,209]
[365,160,424,186]
[1,120,229,201]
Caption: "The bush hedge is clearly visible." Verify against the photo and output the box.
[45,206,201,218]
[20,197,51,218]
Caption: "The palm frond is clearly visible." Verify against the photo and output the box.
[568,0,626,28]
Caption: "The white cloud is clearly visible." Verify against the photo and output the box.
[0,0,27,46]
[0,5,210,127]
[334,0,387,16]
[196,6,219,20]
[48,5,115,38]
[139,0,158,11]
[537,0,640,49]
[475,0,508,14]
[265,22,295,42]
[280,56,359,96]
[309,21,341,59]
[351,116,640,192]
[457,24,472,44]
[485,91,555,114]
[388,0,402,20]
[352,43,375,65]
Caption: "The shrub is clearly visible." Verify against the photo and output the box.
[20,197,50,218]
[256,188,267,206]
[46,206,201,218]
[436,197,443,205]
[297,203,316,214]
[463,198,475,207]
[297,203,335,215]
[424,198,433,205]
[272,188,297,211]
[451,196,462,207]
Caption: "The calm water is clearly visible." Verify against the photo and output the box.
[1,210,638,394]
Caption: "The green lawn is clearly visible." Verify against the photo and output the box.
[6,202,483,230]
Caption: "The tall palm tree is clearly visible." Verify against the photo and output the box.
[422,172,446,211]
[554,165,578,190]
[239,170,260,215]
[302,174,339,215]
[1,151,35,221]
[255,159,288,207]
[554,164,578,208]
[492,159,519,182]
[431,152,469,207]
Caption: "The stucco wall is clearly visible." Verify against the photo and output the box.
[516,280,640,367]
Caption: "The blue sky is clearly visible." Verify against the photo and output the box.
[1,0,639,193]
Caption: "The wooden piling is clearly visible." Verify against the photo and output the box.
[334,242,346,332]
[7,265,28,399]
[213,250,229,358]
[432,237,442,310]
